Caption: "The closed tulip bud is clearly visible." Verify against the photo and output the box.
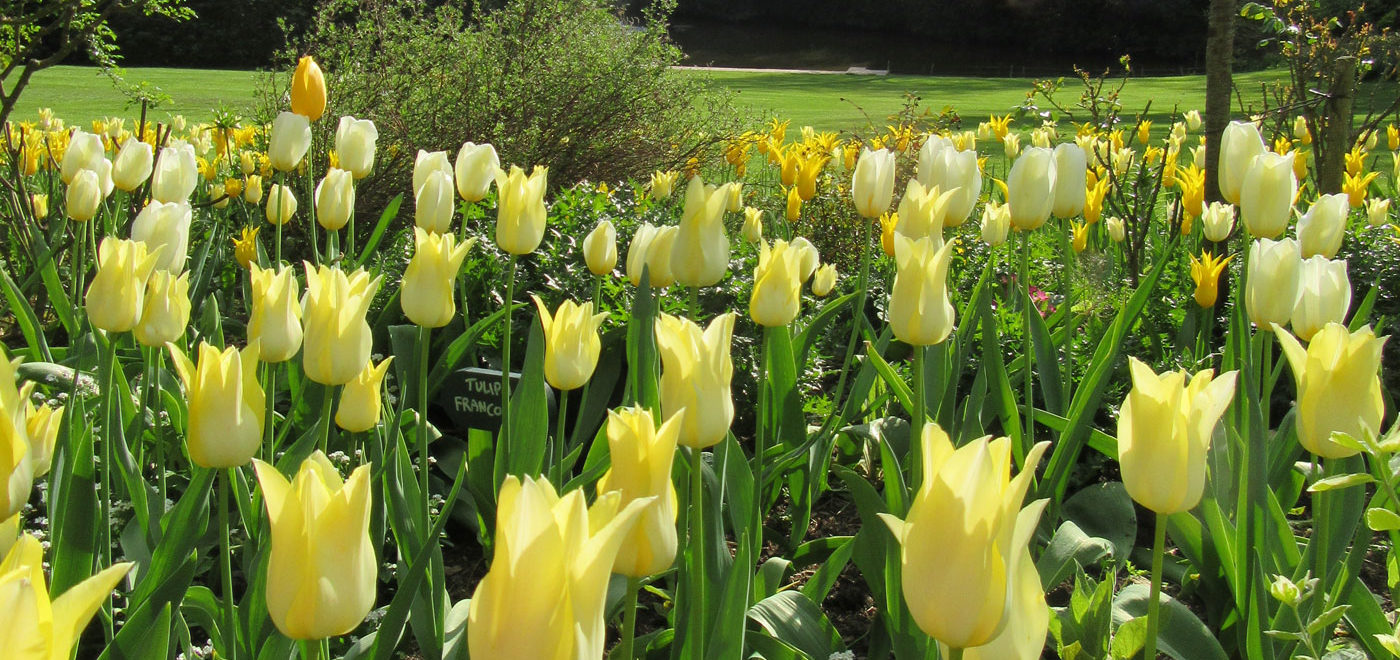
[812,263,837,297]
[29,194,48,220]
[895,179,954,244]
[916,134,951,186]
[0,535,134,658]
[789,236,820,282]
[290,56,327,121]
[852,148,896,218]
[1184,109,1202,131]
[336,358,393,432]
[169,341,264,468]
[131,200,192,272]
[724,181,744,212]
[468,476,652,659]
[750,239,804,327]
[402,228,474,328]
[1275,323,1387,458]
[240,150,257,175]
[1270,575,1305,607]
[411,150,453,197]
[112,137,153,192]
[889,234,956,346]
[1002,133,1022,160]
[1367,198,1391,227]
[1051,143,1087,219]
[315,168,355,231]
[1246,238,1302,328]
[454,141,499,202]
[253,452,376,640]
[932,148,981,226]
[494,165,548,255]
[1118,357,1237,513]
[742,206,764,244]
[1297,193,1349,259]
[597,406,682,577]
[1106,216,1126,242]
[879,424,1050,649]
[65,169,103,221]
[655,313,735,448]
[580,219,617,276]
[335,116,378,179]
[625,223,678,288]
[1007,147,1057,231]
[649,170,678,199]
[268,112,312,173]
[981,202,1010,246]
[60,130,105,184]
[243,174,264,204]
[86,237,160,333]
[24,401,61,479]
[672,176,731,287]
[246,264,302,362]
[1294,115,1311,145]
[1189,251,1232,308]
[302,265,382,385]
[533,295,607,391]
[265,184,298,226]
[1220,121,1267,204]
[1389,124,1400,151]
[1239,152,1297,239]
[1291,255,1350,342]
[1201,202,1236,242]
[0,351,32,521]
[413,169,455,234]
[134,270,191,347]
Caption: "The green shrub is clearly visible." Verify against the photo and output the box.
[278,0,739,208]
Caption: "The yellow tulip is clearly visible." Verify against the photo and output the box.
[85,237,160,333]
[243,174,264,204]
[889,234,956,347]
[248,264,304,363]
[131,200,192,272]
[1342,171,1379,209]
[655,313,735,449]
[1002,133,1022,160]
[1189,251,1231,308]
[494,165,549,255]
[532,295,607,391]
[335,358,393,433]
[1070,220,1089,254]
[303,265,382,385]
[625,223,678,289]
[1366,198,1391,228]
[980,202,1010,247]
[253,452,376,640]
[583,219,617,275]
[335,116,378,179]
[1239,152,1297,238]
[1291,255,1350,342]
[649,170,678,200]
[1219,121,1266,204]
[268,112,312,173]
[1388,124,1399,151]
[1176,164,1205,220]
[894,179,954,244]
[671,176,730,288]
[28,194,48,221]
[1245,238,1301,328]
[1052,143,1088,219]
[0,514,16,559]
[65,169,103,222]
[265,184,298,226]
[812,263,837,297]
[1202,202,1235,242]
[1007,147,1056,230]
[1106,216,1126,243]
[290,55,327,121]
[467,475,651,659]
[1297,193,1349,259]
[1137,120,1153,145]
[879,424,1050,649]
[1118,357,1237,514]
[724,181,743,213]
[1294,115,1311,144]
[414,168,455,234]
[24,401,62,480]
[0,350,32,522]
[112,137,153,192]
[950,544,1050,660]
[880,211,899,257]
[315,167,355,231]
[749,239,804,327]
[59,130,104,184]
[597,406,682,578]
[402,228,474,328]
[0,535,133,659]
[232,226,260,270]
[134,270,191,348]
[741,206,764,244]
[796,153,827,201]
[851,148,896,219]
[168,341,264,468]
[1275,323,1388,458]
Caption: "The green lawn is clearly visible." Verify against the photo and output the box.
[8,64,1391,138]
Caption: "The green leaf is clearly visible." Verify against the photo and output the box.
[427,304,514,395]
[1309,473,1374,492]
[1110,615,1147,660]
[352,193,403,269]
[501,317,550,480]
[1061,482,1137,563]
[0,266,51,361]
[747,591,845,659]
[864,341,914,421]
[1367,507,1400,531]
[1112,583,1229,660]
[1038,521,1115,591]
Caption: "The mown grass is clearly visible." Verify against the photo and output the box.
[9,64,1394,137]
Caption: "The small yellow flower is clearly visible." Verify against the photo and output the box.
[1190,251,1233,308]
[1273,136,1292,155]
[785,185,802,222]
[1344,146,1366,176]
[231,226,260,270]
[1137,120,1152,145]
[987,114,1013,140]
[1342,171,1379,208]
[879,211,898,257]
[1070,220,1089,253]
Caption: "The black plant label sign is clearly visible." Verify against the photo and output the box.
[436,367,521,432]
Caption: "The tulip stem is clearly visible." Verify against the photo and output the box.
[306,130,320,266]
[826,217,871,428]
[97,329,117,639]
[944,647,964,660]
[274,173,285,265]
[911,344,926,485]
[318,383,334,455]
[689,446,706,658]
[571,274,603,448]
[617,576,641,660]
[298,639,324,660]
[754,326,771,561]
[500,255,518,448]
[552,392,570,484]
[263,364,277,462]
[417,324,432,507]
[218,469,239,660]
[1020,231,1035,451]
[1144,511,1167,660]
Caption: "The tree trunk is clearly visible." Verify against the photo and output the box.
[1203,0,1236,205]
[1317,57,1356,194]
